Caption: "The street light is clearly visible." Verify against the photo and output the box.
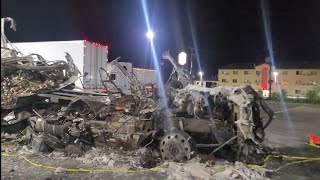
[199,71,203,82]
[146,30,154,40]
[178,52,187,65]
[273,71,279,84]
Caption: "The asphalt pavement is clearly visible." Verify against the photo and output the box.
[264,101,320,150]
[263,101,320,179]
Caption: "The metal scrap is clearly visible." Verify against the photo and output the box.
[1,17,274,164]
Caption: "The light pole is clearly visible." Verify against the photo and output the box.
[199,71,203,82]
[189,47,194,75]
[273,71,278,84]
[268,62,272,98]
[178,52,187,65]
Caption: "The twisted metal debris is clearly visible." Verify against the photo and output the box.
[1,17,274,163]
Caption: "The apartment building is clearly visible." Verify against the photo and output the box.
[218,62,320,97]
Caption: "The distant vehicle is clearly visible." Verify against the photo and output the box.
[12,40,157,95]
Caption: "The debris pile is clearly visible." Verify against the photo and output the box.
[1,17,274,171]
[76,147,145,170]
[2,67,67,105]
[212,162,269,180]
[156,160,269,180]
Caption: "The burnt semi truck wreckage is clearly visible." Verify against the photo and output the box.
[1,17,274,163]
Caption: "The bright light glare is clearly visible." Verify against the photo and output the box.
[273,71,278,84]
[146,30,154,40]
[262,90,270,97]
[142,0,173,127]
[199,71,203,81]
[178,52,187,65]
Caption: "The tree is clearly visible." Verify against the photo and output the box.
[306,86,320,104]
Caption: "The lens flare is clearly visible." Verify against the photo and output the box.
[146,30,154,40]
[141,0,173,127]
[261,0,293,131]
[187,2,202,74]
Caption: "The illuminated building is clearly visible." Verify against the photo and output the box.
[218,62,320,97]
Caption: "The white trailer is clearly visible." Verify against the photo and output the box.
[12,40,108,90]
[104,62,157,95]
[133,67,157,85]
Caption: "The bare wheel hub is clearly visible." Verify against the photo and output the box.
[160,131,194,161]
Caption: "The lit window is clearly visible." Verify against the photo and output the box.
[222,79,227,83]
[256,71,261,75]
[233,79,237,83]
[295,90,301,94]
[310,71,317,75]
[244,71,249,75]
[222,71,228,75]
[281,71,288,75]
[296,71,302,75]
[233,71,238,75]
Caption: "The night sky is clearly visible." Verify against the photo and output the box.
[2,0,320,79]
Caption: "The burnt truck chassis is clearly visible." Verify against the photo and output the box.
[1,17,274,162]
[1,87,273,161]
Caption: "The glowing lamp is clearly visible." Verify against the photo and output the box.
[146,30,154,40]
[178,52,187,65]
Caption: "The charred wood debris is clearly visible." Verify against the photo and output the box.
[1,17,274,164]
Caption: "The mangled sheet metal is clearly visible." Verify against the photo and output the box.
[170,84,274,155]
[158,51,274,160]
[1,18,80,109]
[1,17,17,58]
[1,55,80,108]
[162,50,192,88]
